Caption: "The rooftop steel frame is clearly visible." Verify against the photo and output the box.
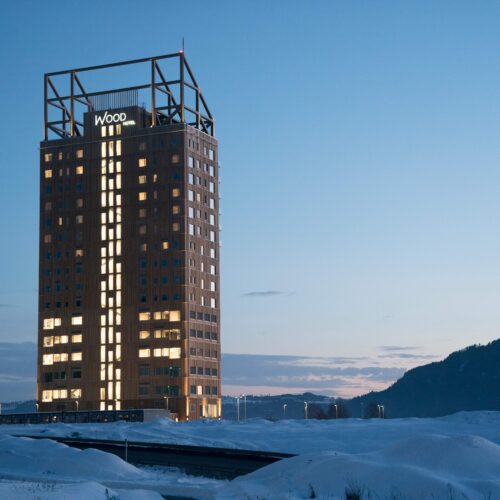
[43,52,215,140]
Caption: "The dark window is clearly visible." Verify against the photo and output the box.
[72,369,81,379]
[139,365,150,376]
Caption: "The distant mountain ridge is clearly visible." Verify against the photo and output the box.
[348,339,500,418]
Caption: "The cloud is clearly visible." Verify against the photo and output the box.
[378,345,421,352]
[221,353,407,398]
[379,353,438,360]
[242,290,289,298]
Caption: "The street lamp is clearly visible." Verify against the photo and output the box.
[377,404,385,418]
[75,400,79,412]
[283,403,287,419]
[333,404,338,419]
[35,403,39,413]
[236,396,240,422]
[304,401,308,420]
[163,396,169,412]
[243,394,247,421]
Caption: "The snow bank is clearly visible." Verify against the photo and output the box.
[3,410,500,455]
[218,434,500,499]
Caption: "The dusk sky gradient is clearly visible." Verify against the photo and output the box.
[1,1,500,396]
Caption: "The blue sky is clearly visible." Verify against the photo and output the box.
[1,1,500,395]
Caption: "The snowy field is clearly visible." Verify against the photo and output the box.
[0,411,499,499]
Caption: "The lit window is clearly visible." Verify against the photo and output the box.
[172,188,181,198]
[139,225,147,235]
[75,248,83,257]
[44,234,52,244]
[71,352,82,361]
[75,165,84,175]
[44,169,52,178]
[139,348,150,358]
[170,311,181,322]
[139,312,151,321]
[138,158,147,167]
[42,354,53,365]
[138,175,147,184]
[71,316,83,326]
[76,215,83,224]
[139,330,150,339]
[42,390,53,402]
[162,241,169,250]
[170,347,181,359]
[172,223,180,231]
[43,318,54,330]
[70,388,82,399]
[172,205,180,215]
[44,153,52,162]
[76,149,84,158]
[138,192,147,201]
[43,336,53,347]
[72,334,82,343]
[172,154,179,163]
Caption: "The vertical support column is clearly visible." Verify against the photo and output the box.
[180,52,185,123]
[70,71,75,137]
[44,75,48,141]
[151,59,156,127]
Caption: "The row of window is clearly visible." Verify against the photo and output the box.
[43,352,82,365]
[189,347,218,358]
[42,388,82,402]
[139,329,181,340]
[138,310,181,322]
[190,384,218,396]
[190,366,218,377]
[189,330,218,341]
[43,316,82,330]
[138,347,181,359]
[139,365,181,377]
[44,166,84,178]
[138,384,180,396]
[189,311,218,323]
[42,369,81,382]
[43,334,82,346]
[44,150,84,162]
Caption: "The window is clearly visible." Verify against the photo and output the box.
[139,349,150,358]
[71,316,83,326]
[209,149,214,160]
[171,154,179,163]
[76,149,84,158]
[138,158,147,167]
[44,234,52,244]
[76,166,84,175]
[172,188,181,198]
[70,388,82,399]
[138,175,147,184]
[172,222,180,232]
[44,153,52,162]
[139,330,150,339]
[138,192,147,201]
[170,347,181,359]
[139,385,149,395]
[162,241,169,250]
[42,354,53,365]
[139,312,150,321]
[170,311,181,322]
[139,365,150,376]
[44,169,52,179]
[71,334,82,343]
[188,156,194,168]
[76,215,83,224]
[72,369,81,379]
[172,205,180,215]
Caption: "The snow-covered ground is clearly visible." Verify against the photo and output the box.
[0,411,499,498]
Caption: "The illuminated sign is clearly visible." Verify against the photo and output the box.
[95,111,127,126]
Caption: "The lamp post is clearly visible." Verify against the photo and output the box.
[333,404,338,419]
[283,403,287,419]
[236,396,240,422]
[75,400,79,412]
[304,401,308,420]
[163,396,169,412]
[243,394,247,421]
[35,403,39,413]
